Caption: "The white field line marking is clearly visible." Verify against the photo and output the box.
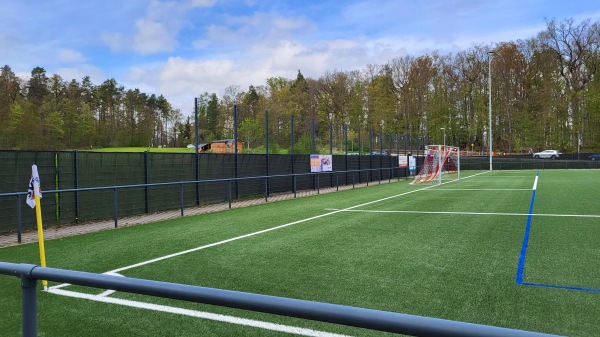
[47,171,491,285]
[90,171,488,275]
[323,209,600,218]
[47,288,350,337]
[533,175,539,190]
[48,172,490,336]
[50,272,125,292]
[423,188,531,191]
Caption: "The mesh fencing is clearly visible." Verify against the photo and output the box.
[0,151,406,236]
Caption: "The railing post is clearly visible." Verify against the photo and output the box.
[74,150,79,223]
[21,274,37,337]
[17,194,22,243]
[113,188,118,228]
[264,177,268,202]
[180,183,184,217]
[265,110,270,198]
[228,180,232,209]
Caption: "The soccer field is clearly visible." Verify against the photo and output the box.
[0,170,599,336]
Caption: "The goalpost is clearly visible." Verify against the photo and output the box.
[411,145,460,184]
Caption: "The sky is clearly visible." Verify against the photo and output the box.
[1,0,599,117]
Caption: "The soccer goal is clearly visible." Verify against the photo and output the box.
[411,145,460,184]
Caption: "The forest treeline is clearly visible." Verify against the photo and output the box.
[1,17,599,152]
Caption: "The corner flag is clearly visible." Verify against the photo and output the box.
[27,164,48,289]
[26,165,42,208]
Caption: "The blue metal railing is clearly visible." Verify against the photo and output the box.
[0,262,561,337]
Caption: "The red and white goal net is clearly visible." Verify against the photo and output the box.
[411,145,460,184]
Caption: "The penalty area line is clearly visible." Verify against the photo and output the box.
[47,288,351,337]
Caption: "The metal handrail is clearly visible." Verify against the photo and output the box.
[0,262,561,337]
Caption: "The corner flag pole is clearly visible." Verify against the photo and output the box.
[28,164,48,289]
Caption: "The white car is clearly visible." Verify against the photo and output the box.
[533,149,560,159]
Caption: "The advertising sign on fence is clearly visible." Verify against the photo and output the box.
[398,155,408,168]
[310,155,332,172]
[409,156,417,175]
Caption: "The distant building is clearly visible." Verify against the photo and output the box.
[205,139,243,154]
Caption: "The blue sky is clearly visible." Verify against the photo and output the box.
[1,0,599,116]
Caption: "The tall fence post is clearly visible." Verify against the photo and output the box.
[234,105,239,200]
[358,127,361,183]
[74,150,79,223]
[291,115,295,195]
[369,129,373,183]
[21,274,37,337]
[194,97,200,206]
[265,110,269,198]
[344,125,348,187]
[144,151,149,213]
[330,122,334,188]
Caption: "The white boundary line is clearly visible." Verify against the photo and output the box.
[423,188,531,191]
[48,171,491,335]
[94,171,489,275]
[323,209,600,218]
[47,288,351,337]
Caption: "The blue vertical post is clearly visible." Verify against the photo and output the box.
[21,274,37,337]
[74,150,79,223]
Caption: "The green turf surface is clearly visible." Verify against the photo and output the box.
[1,169,599,336]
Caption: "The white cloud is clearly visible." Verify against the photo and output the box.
[133,19,177,54]
[194,12,314,50]
[57,48,86,63]
[101,32,129,53]
[55,64,106,83]
[103,0,218,55]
